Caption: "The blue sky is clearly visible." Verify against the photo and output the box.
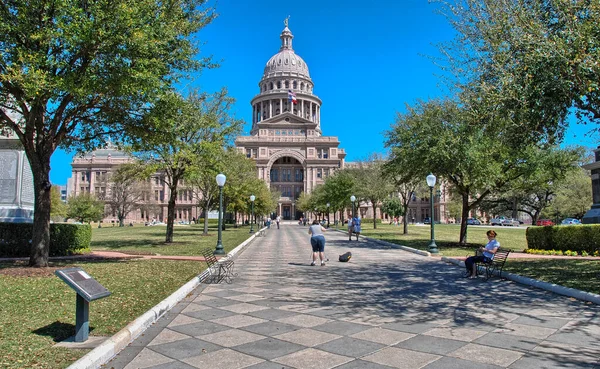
[49,0,598,185]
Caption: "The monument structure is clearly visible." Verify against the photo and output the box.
[581,147,600,223]
[0,131,34,222]
[235,19,346,220]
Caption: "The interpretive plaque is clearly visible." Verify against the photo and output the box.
[55,267,110,302]
[55,267,111,342]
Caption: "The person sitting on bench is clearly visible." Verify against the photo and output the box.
[464,230,499,278]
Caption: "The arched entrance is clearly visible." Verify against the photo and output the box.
[269,156,304,220]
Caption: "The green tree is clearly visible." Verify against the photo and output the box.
[381,197,404,220]
[436,0,600,145]
[130,89,243,242]
[322,169,356,224]
[50,186,66,220]
[350,154,394,229]
[0,0,216,266]
[553,167,593,219]
[66,194,104,224]
[385,99,541,244]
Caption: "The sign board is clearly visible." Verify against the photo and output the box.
[55,267,111,302]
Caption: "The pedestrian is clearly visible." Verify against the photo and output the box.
[464,230,500,278]
[347,216,354,241]
[276,215,281,229]
[352,215,361,241]
[308,220,328,266]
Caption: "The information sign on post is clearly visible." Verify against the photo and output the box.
[55,267,111,342]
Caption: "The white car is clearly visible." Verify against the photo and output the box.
[490,217,507,226]
[501,218,520,227]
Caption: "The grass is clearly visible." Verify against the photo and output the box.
[0,223,255,369]
[0,259,204,369]
[504,259,600,295]
[353,222,528,256]
[91,223,252,255]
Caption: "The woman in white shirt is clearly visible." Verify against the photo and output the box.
[308,220,328,266]
[464,230,500,278]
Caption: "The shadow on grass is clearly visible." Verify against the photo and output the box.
[32,321,89,342]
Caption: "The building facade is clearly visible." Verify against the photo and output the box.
[68,145,200,224]
[235,21,346,220]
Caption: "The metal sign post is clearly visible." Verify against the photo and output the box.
[55,267,111,342]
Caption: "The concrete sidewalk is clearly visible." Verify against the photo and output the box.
[104,224,600,369]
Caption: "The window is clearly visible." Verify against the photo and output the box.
[317,149,329,159]
[184,191,188,201]
[155,190,159,201]
[271,169,279,182]
[295,169,303,182]
[293,81,297,89]
[300,82,304,91]
[277,81,281,89]
[285,81,289,89]
[317,168,322,178]
[155,177,160,185]
[159,191,164,201]
[270,82,273,90]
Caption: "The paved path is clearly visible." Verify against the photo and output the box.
[104,224,600,369]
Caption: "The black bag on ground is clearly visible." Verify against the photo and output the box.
[339,252,352,262]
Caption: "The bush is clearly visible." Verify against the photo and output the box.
[0,223,91,257]
[526,225,600,255]
[362,218,382,224]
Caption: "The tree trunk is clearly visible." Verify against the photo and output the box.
[372,203,377,229]
[203,206,209,235]
[165,178,179,243]
[29,157,52,267]
[119,216,125,227]
[459,194,470,245]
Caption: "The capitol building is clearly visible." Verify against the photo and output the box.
[235,21,346,220]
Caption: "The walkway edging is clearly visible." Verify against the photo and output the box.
[332,229,432,257]
[66,228,265,369]
[441,256,600,305]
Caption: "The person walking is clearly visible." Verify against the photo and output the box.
[276,215,281,229]
[347,216,354,241]
[352,215,361,241]
[308,219,328,266]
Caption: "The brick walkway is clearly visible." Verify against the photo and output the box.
[104,224,600,369]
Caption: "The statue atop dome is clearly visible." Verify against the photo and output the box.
[284,15,290,28]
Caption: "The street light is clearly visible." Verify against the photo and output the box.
[326,203,330,228]
[214,173,226,255]
[426,173,439,254]
[350,195,356,219]
[249,195,256,233]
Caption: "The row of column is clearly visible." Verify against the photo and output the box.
[252,99,320,124]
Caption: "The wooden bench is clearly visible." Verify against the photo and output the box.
[200,248,236,284]
[475,248,511,280]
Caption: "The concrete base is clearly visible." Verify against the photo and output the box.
[55,336,110,349]
[582,204,600,224]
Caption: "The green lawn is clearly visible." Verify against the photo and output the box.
[0,259,204,369]
[91,223,253,256]
[0,223,256,369]
[355,223,528,256]
[504,259,600,295]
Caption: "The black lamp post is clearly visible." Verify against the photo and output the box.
[249,195,255,233]
[214,173,226,255]
[426,173,439,254]
[326,203,330,228]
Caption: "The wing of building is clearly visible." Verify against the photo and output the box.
[235,22,346,220]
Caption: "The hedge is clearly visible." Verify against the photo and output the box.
[0,223,91,257]
[526,225,600,254]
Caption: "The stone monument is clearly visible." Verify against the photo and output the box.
[0,131,34,222]
[581,146,600,224]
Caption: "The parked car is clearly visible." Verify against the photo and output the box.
[423,217,431,224]
[501,218,520,227]
[536,219,554,226]
[490,216,507,226]
[466,218,481,225]
[561,218,582,225]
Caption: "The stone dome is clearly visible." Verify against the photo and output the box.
[262,26,311,80]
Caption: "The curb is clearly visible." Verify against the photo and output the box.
[66,227,265,369]
[441,256,600,305]
[330,229,431,257]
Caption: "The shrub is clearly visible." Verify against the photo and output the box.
[0,223,91,257]
[582,251,589,257]
[526,225,600,255]
[362,218,382,224]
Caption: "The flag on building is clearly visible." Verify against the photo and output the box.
[288,90,297,105]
